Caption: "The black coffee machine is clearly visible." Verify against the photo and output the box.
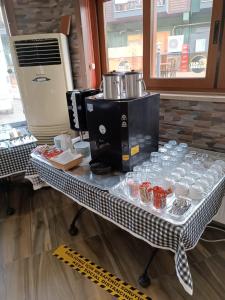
[85,93,160,173]
[66,89,100,132]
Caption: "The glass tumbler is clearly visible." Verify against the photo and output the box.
[196,178,211,193]
[151,151,161,158]
[150,156,161,165]
[174,167,186,177]
[206,168,220,183]
[164,177,176,194]
[153,186,167,209]
[180,162,192,172]
[214,160,225,172]
[183,176,195,186]
[210,164,223,178]
[184,154,194,164]
[179,143,188,153]
[190,170,202,180]
[168,140,177,147]
[170,171,182,182]
[133,165,142,172]
[139,181,152,206]
[142,161,152,168]
[164,143,173,151]
[158,147,168,154]
[188,184,205,201]
[174,181,189,197]
[125,172,140,200]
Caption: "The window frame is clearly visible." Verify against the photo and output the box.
[217,6,225,89]
[95,0,225,92]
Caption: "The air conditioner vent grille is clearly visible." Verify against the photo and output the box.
[14,38,61,67]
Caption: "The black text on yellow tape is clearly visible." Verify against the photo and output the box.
[53,245,152,300]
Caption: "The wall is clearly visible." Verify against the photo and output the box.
[10,0,87,88]
[160,99,225,153]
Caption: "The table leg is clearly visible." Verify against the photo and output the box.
[69,207,86,236]
[138,248,158,288]
[0,179,15,216]
[5,178,15,216]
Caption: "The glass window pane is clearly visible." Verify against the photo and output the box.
[103,0,143,72]
[0,5,25,125]
[151,0,213,78]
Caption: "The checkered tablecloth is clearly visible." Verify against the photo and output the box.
[0,142,36,179]
[25,156,225,295]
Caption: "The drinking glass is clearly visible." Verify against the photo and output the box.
[180,162,192,172]
[210,164,223,177]
[151,165,163,174]
[168,140,177,147]
[196,178,211,193]
[170,171,182,182]
[179,143,188,153]
[152,186,167,209]
[205,169,219,183]
[190,170,202,180]
[142,161,152,168]
[174,181,189,197]
[125,172,140,200]
[150,156,161,165]
[214,160,225,171]
[164,177,176,193]
[184,154,194,164]
[151,151,161,158]
[133,165,142,172]
[174,167,186,177]
[183,176,195,186]
[202,173,215,187]
[164,143,173,151]
[158,147,168,154]
[188,183,205,201]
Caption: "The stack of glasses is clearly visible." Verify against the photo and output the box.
[124,140,225,214]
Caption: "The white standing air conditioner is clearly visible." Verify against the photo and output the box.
[10,33,73,144]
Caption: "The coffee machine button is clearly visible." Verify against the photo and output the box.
[99,125,106,135]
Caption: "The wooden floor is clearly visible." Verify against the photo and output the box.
[1,181,225,300]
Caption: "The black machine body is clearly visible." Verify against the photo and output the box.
[85,93,160,172]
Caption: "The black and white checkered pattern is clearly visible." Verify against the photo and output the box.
[0,143,36,179]
[25,157,225,295]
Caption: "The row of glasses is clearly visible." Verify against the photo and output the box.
[124,141,225,214]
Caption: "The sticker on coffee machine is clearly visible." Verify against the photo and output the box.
[99,125,106,135]
[87,103,93,112]
[121,114,127,121]
[131,145,140,156]
[122,155,130,161]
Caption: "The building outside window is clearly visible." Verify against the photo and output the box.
[103,0,213,78]
[0,3,25,126]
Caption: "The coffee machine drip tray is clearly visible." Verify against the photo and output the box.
[66,163,123,190]
[90,162,112,175]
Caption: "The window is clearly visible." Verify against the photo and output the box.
[151,0,213,79]
[95,0,225,91]
[102,0,143,72]
[0,2,25,125]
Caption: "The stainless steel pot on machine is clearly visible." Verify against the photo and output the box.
[101,70,146,99]
[124,70,146,98]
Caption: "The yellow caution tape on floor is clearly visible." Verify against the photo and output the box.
[53,245,152,300]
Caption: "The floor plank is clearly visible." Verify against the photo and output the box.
[1,183,225,300]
